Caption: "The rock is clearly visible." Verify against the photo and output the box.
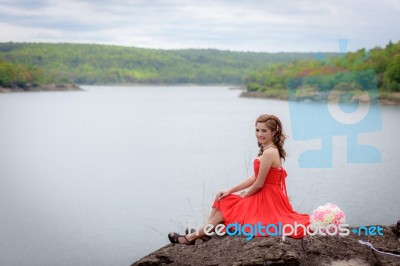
[131,222,400,266]
[136,258,161,266]
[393,220,400,237]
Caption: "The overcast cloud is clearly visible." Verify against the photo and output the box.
[0,0,399,52]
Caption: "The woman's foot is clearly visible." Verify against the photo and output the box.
[168,232,195,245]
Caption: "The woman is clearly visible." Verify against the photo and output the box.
[168,114,310,245]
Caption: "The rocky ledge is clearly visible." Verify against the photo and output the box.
[132,221,400,266]
[0,83,83,93]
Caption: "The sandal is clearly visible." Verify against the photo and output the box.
[168,232,195,245]
[185,228,211,242]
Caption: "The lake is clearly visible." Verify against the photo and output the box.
[0,85,399,265]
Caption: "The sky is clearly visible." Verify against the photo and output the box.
[0,0,399,52]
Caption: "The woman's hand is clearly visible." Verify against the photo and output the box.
[239,190,247,198]
[215,190,231,200]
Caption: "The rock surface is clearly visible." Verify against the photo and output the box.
[132,222,400,266]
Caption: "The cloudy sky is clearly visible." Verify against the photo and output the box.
[0,0,399,52]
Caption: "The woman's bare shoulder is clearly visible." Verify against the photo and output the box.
[261,146,279,157]
[260,147,281,164]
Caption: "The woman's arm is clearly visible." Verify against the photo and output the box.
[229,174,256,193]
[216,174,255,200]
[241,150,274,197]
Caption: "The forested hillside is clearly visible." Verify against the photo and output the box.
[0,42,335,85]
[0,58,73,90]
[244,41,400,97]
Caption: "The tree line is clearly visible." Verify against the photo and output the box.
[244,40,400,95]
[0,42,333,88]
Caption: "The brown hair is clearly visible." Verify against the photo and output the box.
[255,114,287,160]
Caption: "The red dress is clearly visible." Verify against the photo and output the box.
[212,157,310,238]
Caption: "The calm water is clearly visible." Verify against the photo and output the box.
[0,85,399,266]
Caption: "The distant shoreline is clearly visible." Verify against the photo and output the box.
[78,83,241,87]
[240,90,400,106]
[0,83,83,93]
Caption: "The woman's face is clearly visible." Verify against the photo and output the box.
[256,122,274,146]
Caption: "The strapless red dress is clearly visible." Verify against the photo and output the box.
[212,158,310,238]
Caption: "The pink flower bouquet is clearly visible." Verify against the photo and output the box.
[310,203,346,234]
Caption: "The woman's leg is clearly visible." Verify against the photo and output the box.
[207,207,218,222]
[169,207,224,245]
[184,207,221,242]
[184,211,223,242]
